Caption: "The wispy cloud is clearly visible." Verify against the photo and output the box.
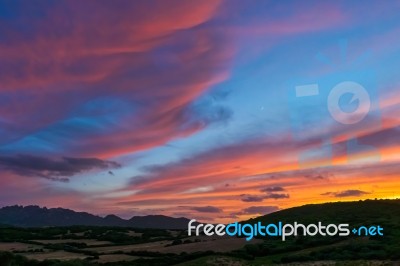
[0,154,120,181]
[240,195,265,202]
[190,206,223,213]
[321,190,371,198]
[260,186,286,192]
[241,192,289,202]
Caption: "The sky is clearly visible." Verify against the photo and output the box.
[0,0,399,223]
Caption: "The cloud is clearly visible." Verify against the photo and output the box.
[254,168,334,181]
[264,193,290,199]
[190,206,222,213]
[187,97,233,127]
[321,189,371,198]
[260,186,285,192]
[128,137,300,191]
[183,186,214,194]
[240,206,279,215]
[0,0,231,159]
[241,194,265,202]
[0,1,224,90]
[0,154,120,181]
[241,192,289,202]
[303,174,329,180]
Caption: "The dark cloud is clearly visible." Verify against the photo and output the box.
[0,154,121,181]
[187,101,233,127]
[264,193,290,199]
[209,88,232,101]
[241,194,265,202]
[241,192,289,202]
[321,189,370,198]
[190,206,222,213]
[260,186,285,192]
[356,127,400,151]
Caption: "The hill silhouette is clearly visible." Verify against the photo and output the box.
[247,199,400,226]
[237,199,400,263]
[0,205,191,229]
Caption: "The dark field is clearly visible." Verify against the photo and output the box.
[1,199,399,266]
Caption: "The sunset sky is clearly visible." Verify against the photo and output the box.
[0,0,399,223]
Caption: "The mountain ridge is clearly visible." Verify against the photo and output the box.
[0,205,191,229]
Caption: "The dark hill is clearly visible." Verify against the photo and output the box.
[248,199,400,227]
[239,199,400,263]
[0,205,190,229]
